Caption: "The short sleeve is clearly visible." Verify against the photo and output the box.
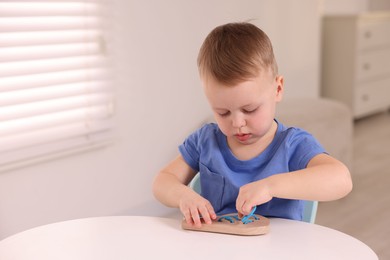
[178,128,202,172]
[287,129,326,171]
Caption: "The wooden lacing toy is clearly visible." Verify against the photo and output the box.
[182,206,270,236]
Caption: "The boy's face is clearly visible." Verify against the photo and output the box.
[202,69,284,148]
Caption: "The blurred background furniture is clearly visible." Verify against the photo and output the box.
[321,12,390,119]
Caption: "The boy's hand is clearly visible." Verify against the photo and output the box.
[179,190,217,228]
[236,179,273,216]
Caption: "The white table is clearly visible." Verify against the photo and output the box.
[0,216,378,260]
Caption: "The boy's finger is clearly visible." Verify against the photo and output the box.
[198,207,212,224]
[183,209,194,225]
[190,208,202,227]
[236,200,252,216]
[242,203,253,215]
[206,203,217,220]
[236,199,245,215]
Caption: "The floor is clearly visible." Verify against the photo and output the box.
[316,111,390,259]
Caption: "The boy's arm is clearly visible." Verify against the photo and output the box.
[152,155,216,226]
[236,153,353,215]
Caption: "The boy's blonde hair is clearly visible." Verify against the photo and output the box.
[197,22,278,85]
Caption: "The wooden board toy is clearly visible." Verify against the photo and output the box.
[181,207,270,236]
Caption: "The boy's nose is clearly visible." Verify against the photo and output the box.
[232,114,246,129]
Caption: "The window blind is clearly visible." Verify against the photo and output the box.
[0,1,114,171]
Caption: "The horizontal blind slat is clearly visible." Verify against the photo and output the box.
[0,17,101,32]
[0,42,102,62]
[0,2,101,17]
[0,105,111,136]
[0,81,110,106]
[0,119,112,153]
[0,30,101,47]
[0,93,114,121]
[1,0,105,3]
[0,68,109,92]
[0,55,106,77]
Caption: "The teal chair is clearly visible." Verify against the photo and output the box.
[189,173,318,224]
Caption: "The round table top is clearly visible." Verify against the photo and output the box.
[0,216,378,260]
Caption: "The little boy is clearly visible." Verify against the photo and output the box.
[152,22,352,227]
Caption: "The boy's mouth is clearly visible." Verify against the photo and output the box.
[235,133,251,142]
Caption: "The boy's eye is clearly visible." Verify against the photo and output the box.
[218,111,230,117]
[243,107,258,114]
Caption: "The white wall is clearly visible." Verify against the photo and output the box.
[0,0,322,239]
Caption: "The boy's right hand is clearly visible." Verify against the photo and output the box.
[179,190,216,228]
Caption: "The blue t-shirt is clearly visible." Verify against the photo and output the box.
[179,120,326,220]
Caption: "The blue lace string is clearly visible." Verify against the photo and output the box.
[217,206,258,225]
[218,215,240,223]
[241,206,258,224]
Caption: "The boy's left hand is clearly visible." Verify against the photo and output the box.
[236,179,273,216]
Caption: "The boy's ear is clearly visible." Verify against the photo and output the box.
[275,75,284,102]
